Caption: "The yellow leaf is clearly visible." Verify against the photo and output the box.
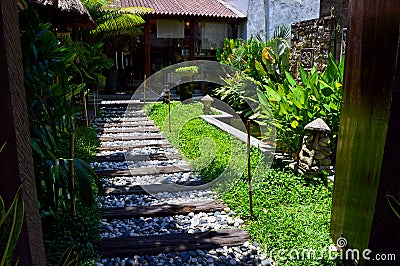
[291,120,299,128]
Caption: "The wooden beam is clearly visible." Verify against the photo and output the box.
[98,133,163,141]
[97,143,173,151]
[97,164,194,177]
[0,0,46,264]
[101,200,225,219]
[330,0,400,262]
[98,228,249,257]
[96,153,181,162]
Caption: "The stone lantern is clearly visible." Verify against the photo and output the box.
[201,94,214,115]
[298,118,332,173]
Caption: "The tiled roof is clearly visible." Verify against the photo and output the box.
[113,0,246,18]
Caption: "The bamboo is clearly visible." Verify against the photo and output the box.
[69,133,76,217]
[247,120,253,219]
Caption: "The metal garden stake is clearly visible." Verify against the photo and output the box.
[247,119,254,219]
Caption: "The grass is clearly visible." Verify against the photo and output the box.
[145,102,341,265]
[144,102,249,182]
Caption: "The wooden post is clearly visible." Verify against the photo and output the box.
[189,18,195,61]
[330,0,400,263]
[0,0,46,264]
[144,22,151,77]
[246,120,253,219]
[144,74,147,104]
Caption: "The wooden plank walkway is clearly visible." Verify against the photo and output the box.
[94,100,253,261]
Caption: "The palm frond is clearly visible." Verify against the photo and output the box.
[273,25,291,40]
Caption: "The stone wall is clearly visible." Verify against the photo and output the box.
[289,16,336,76]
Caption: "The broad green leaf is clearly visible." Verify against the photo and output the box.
[263,85,281,102]
[279,103,288,115]
[299,65,307,85]
[256,89,271,111]
[285,71,297,86]
[323,103,331,112]
[255,60,267,78]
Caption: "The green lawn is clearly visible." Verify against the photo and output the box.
[145,102,341,265]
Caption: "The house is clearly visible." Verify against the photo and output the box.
[111,0,321,92]
[112,0,246,80]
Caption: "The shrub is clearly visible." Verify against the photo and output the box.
[256,54,344,158]
[217,37,344,159]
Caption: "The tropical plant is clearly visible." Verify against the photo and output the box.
[19,3,103,216]
[215,37,290,116]
[273,24,291,40]
[216,35,344,159]
[256,54,344,158]
[0,185,24,266]
[81,0,151,41]
[218,37,290,83]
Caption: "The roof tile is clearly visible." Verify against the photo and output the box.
[114,0,245,18]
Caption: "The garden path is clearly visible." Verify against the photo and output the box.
[93,99,273,266]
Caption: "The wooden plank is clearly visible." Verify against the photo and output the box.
[98,228,249,257]
[96,153,182,162]
[96,121,155,128]
[97,164,193,177]
[97,127,159,133]
[101,200,225,219]
[99,134,164,141]
[104,183,208,195]
[97,143,173,151]
[330,0,400,261]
